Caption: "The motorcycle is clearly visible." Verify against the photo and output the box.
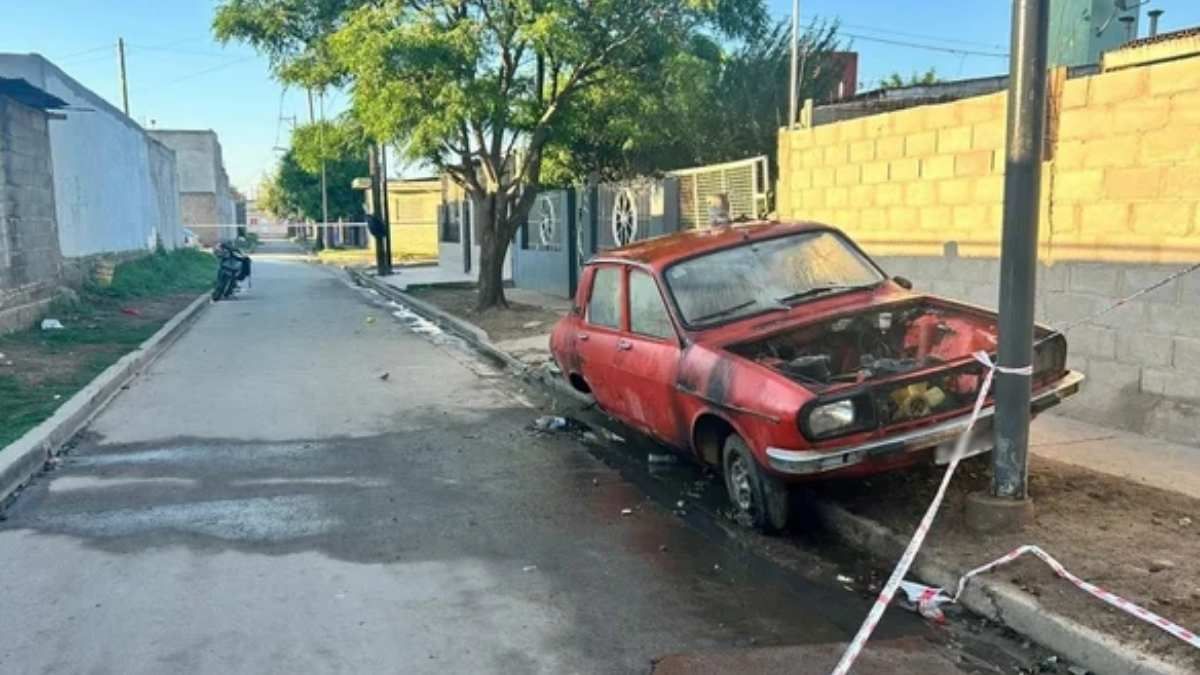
[212,242,251,301]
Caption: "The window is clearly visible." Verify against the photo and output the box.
[587,267,621,328]
[665,230,884,327]
[629,270,674,339]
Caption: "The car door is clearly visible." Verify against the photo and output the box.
[610,268,684,446]
[575,264,626,417]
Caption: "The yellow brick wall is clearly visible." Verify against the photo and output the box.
[777,56,1200,264]
[382,181,442,259]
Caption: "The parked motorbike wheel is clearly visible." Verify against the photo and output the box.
[212,269,237,301]
[723,435,791,533]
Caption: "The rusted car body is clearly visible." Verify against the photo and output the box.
[550,222,1083,531]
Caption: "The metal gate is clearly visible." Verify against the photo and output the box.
[670,156,771,229]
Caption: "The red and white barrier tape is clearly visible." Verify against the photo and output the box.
[832,262,1200,674]
[953,545,1200,649]
[831,351,1029,675]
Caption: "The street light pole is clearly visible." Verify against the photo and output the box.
[970,0,1050,531]
[788,0,800,127]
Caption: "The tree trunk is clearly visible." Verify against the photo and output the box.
[476,193,509,311]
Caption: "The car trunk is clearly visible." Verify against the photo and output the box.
[725,298,1067,428]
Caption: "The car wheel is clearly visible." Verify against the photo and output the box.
[723,435,790,533]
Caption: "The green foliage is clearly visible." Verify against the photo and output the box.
[882,67,940,89]
[215,0,771,307]
[542,20,843,184]
[258,120,368,222]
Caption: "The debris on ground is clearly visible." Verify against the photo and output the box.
[378,371,390,381]
[522,565,538,573]
[120,307,142,317]
[522,320,544,330]
[1148,559,1176,573]
[621,508,633,516]
[364,316,376,325]
[530,415,588,434]
[598,428,625,444]
[647,453,677,465]
[40,319,65,330]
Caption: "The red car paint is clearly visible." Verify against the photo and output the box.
[549,221,1072,482]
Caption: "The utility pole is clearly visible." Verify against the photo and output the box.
[380,143,393,275]
[117,38,129,116]
[967,0,1050,532]
[367,144,389,276]
[788,0,800,127]
[318,91,328,251]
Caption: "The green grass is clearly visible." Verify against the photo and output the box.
[0,249,217,447]
[99,247,216,299]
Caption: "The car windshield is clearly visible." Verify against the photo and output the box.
[664,230,884,327]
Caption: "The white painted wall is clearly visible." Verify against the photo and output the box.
[0,54,184,256]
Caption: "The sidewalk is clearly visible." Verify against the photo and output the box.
[353,274,1200,674]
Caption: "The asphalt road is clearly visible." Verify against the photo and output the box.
[0,242,1028,674]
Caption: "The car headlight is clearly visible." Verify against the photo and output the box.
[808,400,857,437]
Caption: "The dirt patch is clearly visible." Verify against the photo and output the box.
[814,454,1200,669]
[0,293,200,448]
[407,286,567,342]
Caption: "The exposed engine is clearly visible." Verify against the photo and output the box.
[728,301,1002,422]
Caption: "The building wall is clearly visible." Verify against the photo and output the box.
[383,180,441,259]
[776,53,1200,444]
[0,95,63,334]
[147,129,236,242]
[0,54,184,257]
[1049,0,1139,68]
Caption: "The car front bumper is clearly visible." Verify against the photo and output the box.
[765,370,1085,476]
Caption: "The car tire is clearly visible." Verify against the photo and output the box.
[723,435,790,533]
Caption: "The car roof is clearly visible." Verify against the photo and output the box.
[587,220,834,270]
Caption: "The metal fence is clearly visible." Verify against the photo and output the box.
[505,156,770,299]
[670,156,770,229]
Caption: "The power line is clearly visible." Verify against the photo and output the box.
[838,22,1007,52]
[52,44,112,61]
[135,55,258,91]
[841,31,1009,58]
[126,43,240,59]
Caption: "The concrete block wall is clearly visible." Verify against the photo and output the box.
[777,52,1200,443]
[880,253,1199,445]
[0,96,63,334]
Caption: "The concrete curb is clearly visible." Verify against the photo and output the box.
[0,293,210,505]
[347,269,595,407]
[815,503,1188,675]
[345,266,1184,675]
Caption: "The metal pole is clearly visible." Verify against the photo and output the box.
[319,91,328,250]
[367,144,387,275]
[788,0,800,127]
[380,143,393,275]
[993,0,1050,501]
[117,38,129,116]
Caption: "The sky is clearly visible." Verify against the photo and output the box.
[4,1,1200,195]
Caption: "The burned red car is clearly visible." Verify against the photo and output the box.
[550,222,1083,531]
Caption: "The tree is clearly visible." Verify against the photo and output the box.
[881,67,940,89]
[540,20,842,192]
[258,121,368,226]
[215,0,767,310]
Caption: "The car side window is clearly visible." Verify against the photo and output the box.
[587,267,621,328]
[629,270,674,340]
